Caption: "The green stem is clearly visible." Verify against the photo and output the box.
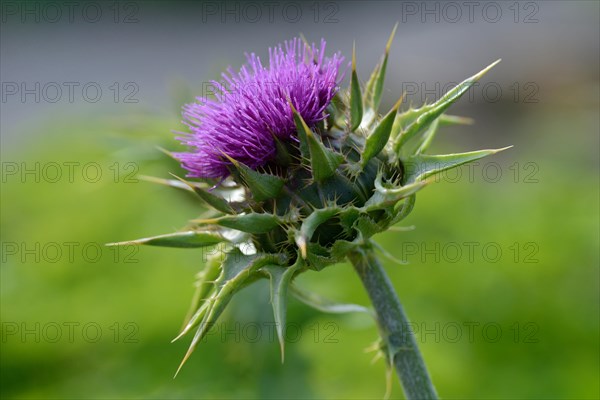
[348,245,438,400]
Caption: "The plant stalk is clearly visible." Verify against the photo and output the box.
[348,246,438,400]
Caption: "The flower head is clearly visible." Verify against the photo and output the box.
[176,38,344,178]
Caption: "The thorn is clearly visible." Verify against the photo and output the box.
[220,152,239,166]
[156,146,178,160]
[173,348,193,379]
[473,59,502,81]
[491,145,513,153]
[279,340,285,364]
[391,93,405,112]
[385,22,399,54]
[105,241,134,247]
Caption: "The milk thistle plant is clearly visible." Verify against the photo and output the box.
[110,28,507,399]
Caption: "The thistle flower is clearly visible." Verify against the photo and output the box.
[176,38,344,178]
[111,28,508,400]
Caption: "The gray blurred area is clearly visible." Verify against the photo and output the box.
[1,1,598,153]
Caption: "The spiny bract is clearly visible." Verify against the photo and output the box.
[109,27,508,375]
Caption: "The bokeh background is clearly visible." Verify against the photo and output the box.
[1,1,598,398]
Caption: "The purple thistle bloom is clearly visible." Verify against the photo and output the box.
[175,38,345,179]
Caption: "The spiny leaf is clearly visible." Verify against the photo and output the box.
[290,103,311,161]
[401,115,473,157]
[393,59,501,155]
[305,242,338,271]
[361,96,403,168]
[331,239,358,259]
[292,104,345,180]
[176,255,222,338]
[364,173,428,210]
[291,106,343,181]
[224,155,285,202]
[403,147,512,184]
[106,230,226,249]
[290,285,372,315]
[364,63,380,111]
[349,42,363,131]
[307,130,344,182]
[295,207,340,258]
[371,23,397,112]
[273,134,292,167]
[263,257,303,363]
[390,194,416,225]
[415,118,440,155]
[194,213,281,234]
[175,249,287,376]
[338,207,361,233]
[364,24,397,113]
[170,174,235,214]
[355,215,386,239]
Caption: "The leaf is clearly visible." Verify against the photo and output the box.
[263,257,303,362]
[365,23,398,112]
[349,42,363,131]
[354,215,385,239]
[361,96,402,169]
[295,207,340,258]
[389,194,416,226]
[225,155,285,202]
[410,115,474,156]
[292,108,343,182]
[372,23,397,111]
[393,60,501,155]
[291,105,343,181]
[194,213,281,234]
[363,172,428,210]
[290,285,372,316]
[106,230,226,249]
[307,131,344,182]
[273,135,292,167]
[364,63,380,112]
[330,239,358,259]
[177,255,222,337]
[305,242,338,271]
[175,249,287,376]
[290,103,311,161]
[403,147,512,184]
[170,174,235,214]
[415,118,440,155]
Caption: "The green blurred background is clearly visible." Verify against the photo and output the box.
[1,1,598,399]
